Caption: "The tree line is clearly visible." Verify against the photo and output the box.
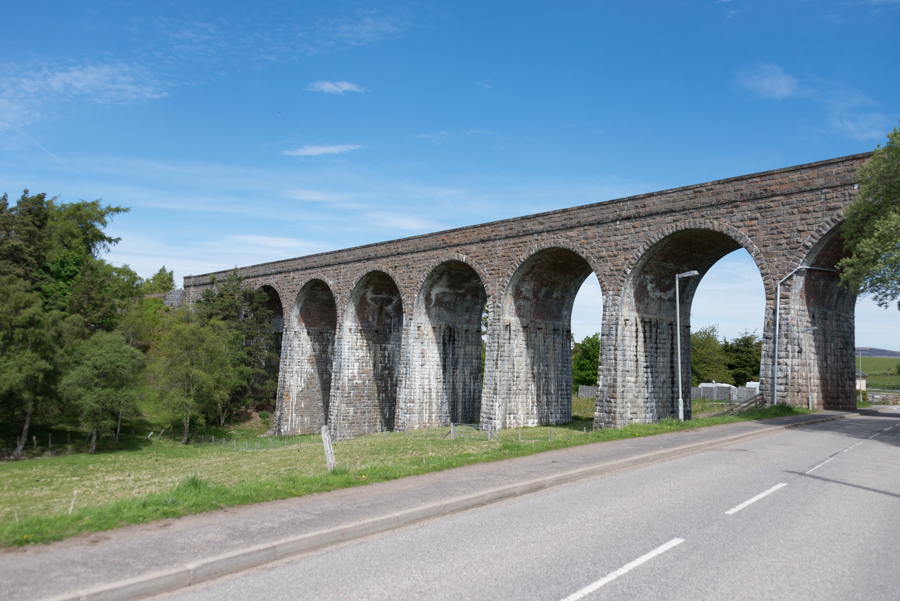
[0,192,280,457]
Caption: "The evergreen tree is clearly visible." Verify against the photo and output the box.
[722,330,762,386]
[690,325,734,386]
[571,333,601,391]
[143,266,175,294]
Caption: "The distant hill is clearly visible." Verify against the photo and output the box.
[856,348,900,358]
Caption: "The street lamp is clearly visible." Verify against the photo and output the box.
[771,266,837,405]
[802,326,817,411]
[676,270,700,422]
[858,347,869,404]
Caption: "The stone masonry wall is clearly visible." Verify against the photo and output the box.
[182,153,870,435]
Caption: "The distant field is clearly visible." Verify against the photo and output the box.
[857,356,900,374]
[858,357,900,390]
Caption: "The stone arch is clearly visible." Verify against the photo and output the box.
[274,279,338,435]
[342,263,409,319]
[781,214,856,410]
[501,238,606,302]
[617,220,773,296]
[483,244,601,428]
[605,222,769,427]
[413,253,494,305]
[256,283,285,334]
[329,270,404,438]
[399,259,488,429]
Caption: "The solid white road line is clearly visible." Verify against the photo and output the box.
[560,538,685,601]
[805,457,834,474]
[725,483,787,515]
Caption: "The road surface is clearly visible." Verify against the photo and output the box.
[155,408,900,600]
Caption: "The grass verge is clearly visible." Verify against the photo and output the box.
[1,404,810,547]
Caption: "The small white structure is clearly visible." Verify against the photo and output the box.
[856,370,867,392]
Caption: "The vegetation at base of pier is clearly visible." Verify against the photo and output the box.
[0,403,810,547]
[839,122,900,310]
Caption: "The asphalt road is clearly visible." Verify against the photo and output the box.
[156,409,900,601]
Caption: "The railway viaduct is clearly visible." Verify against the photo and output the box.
[183,153,868,439]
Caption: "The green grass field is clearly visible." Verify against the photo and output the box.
[857,356,900,390]
[0,401,811,547]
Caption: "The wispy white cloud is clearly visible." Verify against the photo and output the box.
[826,92,892,140]
[414,131,453,145]
[285,188,366,209]
[318,12,403,48]
[737,64,798,100]
[307,80,365,94]
[0,62,167,130]
[367,211,443,231]
[282,144,362,156]
[230,235,323,253]
[736,63,894,140]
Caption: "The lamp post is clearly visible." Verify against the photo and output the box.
[771,266,837,405]
[802,326,817,411]
[675,270,700,422]
[857,347,869,404]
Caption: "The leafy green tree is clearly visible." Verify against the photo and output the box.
[59,332,145,453]
[0,190,137,454]
[66,260,143,332]
[116,297,165,352]
[195,269,279,420]
[151,313,235,443]
[722,330,762,386]
[143,266,175,294]
[690,325,734,386]
[572,333,601,391]
[839,123,900,309]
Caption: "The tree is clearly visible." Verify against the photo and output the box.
[722,330,762,386]
[194,269,279,421]
[0,190,136,455]
[59,332,145,453]
[152,314,235,443]
[690,325,734,386]
[839,123,900,309]
[143,266,175,294]
[0,278,60,457]
[572,333,601,391]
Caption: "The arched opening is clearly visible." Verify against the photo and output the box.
[618,229,760,423]
[275,280,337,435]
[330,271,403,437]
[788,226,856,409]
[400,261,486,428]
[688,249,767,415]
[570,275,605,420]
[487,248,596,428]
[257,285,284,409]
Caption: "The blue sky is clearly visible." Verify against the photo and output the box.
[1,1,898,348]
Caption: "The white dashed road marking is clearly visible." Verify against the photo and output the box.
[560,538,685,601]
[725,483,788,515]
